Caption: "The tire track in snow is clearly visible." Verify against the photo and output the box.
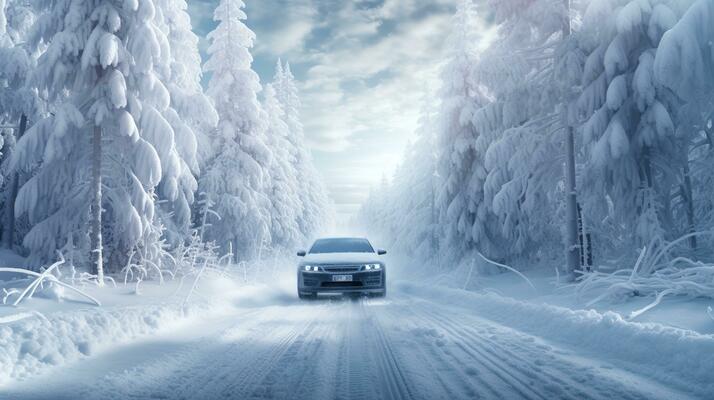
[215,305,328,399]
[374,296,541,400]
[359,298,414,400]
[334,299,373,400]
[245,303,341,400]
[100,303,327,400]
[412,304,579,400]
[435,314,623,400]
[406,293,683,400]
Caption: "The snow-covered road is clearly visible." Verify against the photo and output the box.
[2,289,696,400]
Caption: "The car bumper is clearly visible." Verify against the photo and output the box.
[298,270,385,293]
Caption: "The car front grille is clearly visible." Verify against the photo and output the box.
[322,265,362,273]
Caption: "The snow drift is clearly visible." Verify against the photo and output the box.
[398,282,714,398]
[0,302,208,383]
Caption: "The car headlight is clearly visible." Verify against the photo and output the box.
[365,263,381,270]
[303,265,319,272]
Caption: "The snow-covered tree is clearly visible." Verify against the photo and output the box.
[0,0,40,249]
[0,0,36,122]
[435,0,502,261]
[653,0,714,247]
[199,0,272,261]
[263,83,301,251]
[273,60,331,241]
[360,0,575,267]
[151,0,218,244]
[576,0,686,250]
[11,0,195,279]
[360,101,441,262]
[465,0,570,259]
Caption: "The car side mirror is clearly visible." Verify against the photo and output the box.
[377,249,387,255]
[297,250,306,257]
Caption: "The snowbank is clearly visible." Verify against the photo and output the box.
[0,301,212,383]
[0,249,26,269]
[397,281,714,398]
[0,272,247,385]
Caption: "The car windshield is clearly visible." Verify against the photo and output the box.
[309,238,374,254]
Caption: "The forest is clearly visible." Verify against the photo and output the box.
[0,0,331,284]
[356,0,714,304]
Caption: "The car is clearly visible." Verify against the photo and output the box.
[296,237,387,299]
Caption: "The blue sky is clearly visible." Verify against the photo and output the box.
[187,0,463,220]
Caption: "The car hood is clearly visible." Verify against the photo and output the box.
[301,252,383,265]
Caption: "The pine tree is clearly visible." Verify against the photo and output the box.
[576,0,684,251]
[151,0,218,244]
[435,0,501,260]
[12,0,188,278]
[654,0,714,249]
[263,83,301,251]
[200,0,273,261]
[471,0,576,258]
[273,60,331,241]
[0,0,40,249]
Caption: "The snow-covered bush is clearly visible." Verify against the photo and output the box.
[572,231,714,319]
[0,255,101,306]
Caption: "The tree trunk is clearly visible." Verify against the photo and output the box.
[90,124,104,286]
[564,123,580,279]
[682,163,697,249]
[562,0,580,280]
[2,114,27,249]
[430,170,440,271]
[233,237,239,264]
[643,147,654,189]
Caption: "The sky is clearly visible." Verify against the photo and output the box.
[187,0,465,221]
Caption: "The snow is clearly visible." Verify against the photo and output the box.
[0,271,708,399]
[607,118,629,159]
[654,0,714,101]
[605,74,627,110]
[0,273,239,385]
[397,281,714,397]
[604,35,629,79]
[616,0,651,35]
[648,5,677,44]
[1,243,712,399]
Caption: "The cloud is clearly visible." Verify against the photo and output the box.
[298,12,453,155]
[250,1,318,56]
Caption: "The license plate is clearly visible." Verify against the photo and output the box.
[332,274,352,282]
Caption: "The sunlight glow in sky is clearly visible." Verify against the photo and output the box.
[188,0,462,220]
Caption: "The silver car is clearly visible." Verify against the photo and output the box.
[296,237,387,299]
